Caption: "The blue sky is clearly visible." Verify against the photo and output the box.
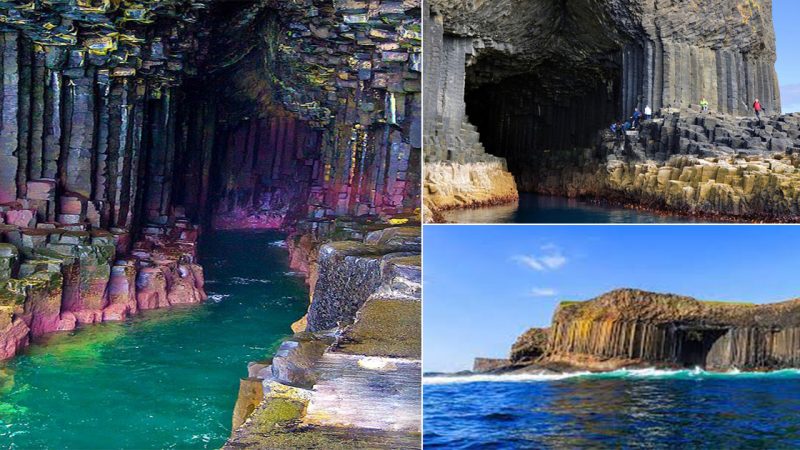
[775,0,800,112]
[423,225,800,373]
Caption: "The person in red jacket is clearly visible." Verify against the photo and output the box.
[754,98,763,121]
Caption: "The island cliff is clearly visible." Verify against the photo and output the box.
[478,289,800,373]
[424,0,799,221]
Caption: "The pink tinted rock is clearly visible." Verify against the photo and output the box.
[102,303,129,322]
[0,318,30,360]
[166,263,206,304]
[73,310,103,325]
[59,195,85,215]
[57,312,77,331]
[26,180,56,201]
[107,263,138,315]
[136,266,169,310]
[5,209,36,228]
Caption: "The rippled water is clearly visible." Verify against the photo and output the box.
[424,369,800,448]
[441,194,719,223]
[0,231,308,449]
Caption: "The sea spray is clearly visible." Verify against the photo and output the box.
[423,367,800,385]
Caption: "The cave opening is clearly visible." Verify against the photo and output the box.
[458,0,647,191]
[675,327,728,368]
[465,57,622,164]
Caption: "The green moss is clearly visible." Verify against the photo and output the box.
[336,299,420,358]
[699,300,756,307]
[250,398,305,434]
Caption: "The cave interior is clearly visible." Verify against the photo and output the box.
[462,0,644,183]
[675,326,728,369]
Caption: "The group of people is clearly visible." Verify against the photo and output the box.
[701,96,764,121]
[612,97,766,139]
[610,105,652,139]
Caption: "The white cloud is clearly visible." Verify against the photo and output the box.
[529,287,558,297]
[512,244,568,272]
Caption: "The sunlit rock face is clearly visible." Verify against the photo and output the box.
[0,0,421,358]
[424,0,782,219]
[544,289,800,371]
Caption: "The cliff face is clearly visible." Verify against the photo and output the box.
[543,289,800,371]
[227,223,421,448]
[0,0,421,359]
[424,0,783,219]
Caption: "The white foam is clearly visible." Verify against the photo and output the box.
[423,371,592,385]
[208,294,231,303]
[423,367,800,385]
[230,277,272,285]
[269,240,287,248]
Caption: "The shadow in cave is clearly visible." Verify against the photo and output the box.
[461,0,647,190]
[675,327,728,368]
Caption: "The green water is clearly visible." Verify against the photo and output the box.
[0,231,308,449]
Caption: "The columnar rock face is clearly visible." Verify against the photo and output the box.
[425,0,781,218]
[0,217,205,360]
[534,289,800,371]
[0,1,420,357]
[203,1,422,229]
[521,110,800,219]
[422,4,518,216]
[227,223,421,448]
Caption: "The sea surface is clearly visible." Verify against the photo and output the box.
[0,231,308,449]
[424,369,800,448]
[440,194,721,223]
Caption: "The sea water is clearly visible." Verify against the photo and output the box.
[0,231,308,449]
[424,369,800,448]
[440,194,722,224]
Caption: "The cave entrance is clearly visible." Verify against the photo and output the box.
[676,327,728,368]
[464,62,622,164]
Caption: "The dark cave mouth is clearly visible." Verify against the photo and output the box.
[675,327,728,369]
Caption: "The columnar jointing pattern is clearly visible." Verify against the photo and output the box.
[425,0,781,204]
[0,0,421,359]
[547,289,800,370]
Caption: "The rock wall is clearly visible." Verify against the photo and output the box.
[226,223,421,448]
[0,0,421,358]
[422,4,518,217]
[521,110,800,219]
[425,0,780,213]
[205,2,421,228]
[0,219,205,360]
[543,289,800,371]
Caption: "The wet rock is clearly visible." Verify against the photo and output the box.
[473,357,512,372]
[510,327,549,363]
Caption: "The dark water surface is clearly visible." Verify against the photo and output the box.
[441,194,721,223]
[424,369,800,448]
[0,231,308,449]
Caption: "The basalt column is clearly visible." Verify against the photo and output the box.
[198,3,422,229]
[425,0,781,211]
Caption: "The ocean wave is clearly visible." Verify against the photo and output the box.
[229,277,272,285]
[282,271,303,277]
[208,294,231,303]
[268,240,287,248]
[423,367,800,385]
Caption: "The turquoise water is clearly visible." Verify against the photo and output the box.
[424,368,800,448]
[0,231,308,449]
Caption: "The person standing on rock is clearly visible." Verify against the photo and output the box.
[632,108,642,129]
[644,105,652,120]
[700,97,709,113]
[754,98,763,121]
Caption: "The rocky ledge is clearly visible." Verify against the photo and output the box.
[225,221,421,449]
[0,202,206,360]
[476,288,800,373]
[523,110,800,220]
